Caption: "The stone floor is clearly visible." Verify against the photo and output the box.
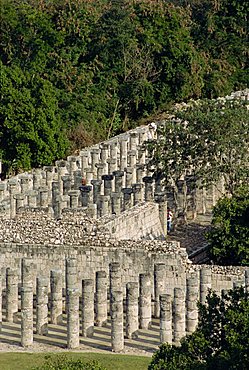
[167,213,212,256]
[0,310,161,356]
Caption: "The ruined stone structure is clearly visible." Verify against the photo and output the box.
[0,89,248,352]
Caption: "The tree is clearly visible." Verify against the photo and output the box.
[146,98,249,216]
[149,287,249,370]
[0,61,69,175]
[207,186,249,266]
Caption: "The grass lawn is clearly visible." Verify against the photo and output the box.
[0,352,151,370]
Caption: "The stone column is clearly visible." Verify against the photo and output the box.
[79,185,92,207]
[67,288,79,349]
[139,273,151,329]
[32,169,42,190]
[125,167,134,187]
[160,294,172,344]
[100,144,109,174]
[8,179,18,218]
[129,132,139,151]
[50,270,63,325]
[21,258,34,288]
[62,175,71,195]
[6,267,19,322]
[122,188,133,211]
[111,290,124,352]
[73,170,82,190]
[27,190,38,208]
[81,279,94,337]
[14,194,25,213]
[111,192,121,215]
[119,137,128,171]
[91,180,102,204]
[39,186,49,207]
[143,176,154,201]
[44,165,54,187]
[90,149,100,176]
[21,286,33,347]
[86,168,94,185]
[173,288,185,345]
[107,158,117,174]
[126,282,139,339]
[109,262,121,293]
[136,165,147,185]
[154,263,165,318]
[102,175,113,196]
[113,171,124,194]
[186,276,199,335]
[68,190,80,208]
[57,194,69,218]
[98,195,110,216]
[36,276,48,335]
[0,183,6,202]
[19,175,30,193]
[80,151,89,176]
[132,184,143,205]
[56,160,67,194]
[68,156,78,177]
[52,181,59,215]
[110,143,118,162]
[66,258,78,291]
[137,147,146,165]
[95,271,108,327]
[138,129,147,144]
[154,192,167,236]
[200,267,212,305]
[127,150,137,168]
[96,163,105,179]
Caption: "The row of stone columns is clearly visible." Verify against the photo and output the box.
[1,260,248,350]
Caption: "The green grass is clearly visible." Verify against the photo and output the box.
[0,352,151,370]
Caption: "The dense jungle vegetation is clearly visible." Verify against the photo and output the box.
[0,0,248,175]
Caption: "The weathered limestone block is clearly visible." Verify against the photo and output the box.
[66,258,78,291]
[173,287,185,345]
[50,269,63,325]
[154,263,165,318]
[200,267,212,304]
[6,267,19,322]
[126,282,139,339]
[21,286,33,347]
[186,276,198,335]
[81,279,94,337]
[139,273,151,329]
[111,290,124,352]
[95,271,107,327]
[160,294,172,344]
[36,276,49,335]
[67,288,79,349]
[143,176,154,202]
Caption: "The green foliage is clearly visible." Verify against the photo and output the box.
[149,287,249,370]
[146,99,249,210]
[207,186,249,265]
[33,354,107,370]
[0,61,69,175]
[0,0,248,175]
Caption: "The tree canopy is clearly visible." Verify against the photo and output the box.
[146,98,249,215]
[207,186,249,266]
[0,0,248,175]
[149,287,249,370]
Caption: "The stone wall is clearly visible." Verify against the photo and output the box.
[102,202,164,240]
